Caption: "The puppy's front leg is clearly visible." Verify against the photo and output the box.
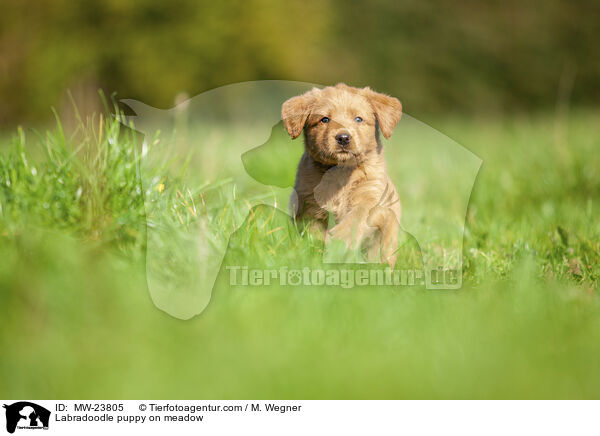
[305,218,328,239]
[327,207,371,249]
[367,205,400,267]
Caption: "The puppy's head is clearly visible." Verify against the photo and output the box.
[282,84,402,165]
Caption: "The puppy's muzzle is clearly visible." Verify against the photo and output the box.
[335,132,351,148]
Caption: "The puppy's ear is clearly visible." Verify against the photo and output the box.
[282,92,313,139]
[363,87,402,139]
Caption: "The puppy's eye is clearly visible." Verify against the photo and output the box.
[320,117,330,123]
[354,116,363,123]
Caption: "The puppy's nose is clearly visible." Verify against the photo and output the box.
[335,133,351,147]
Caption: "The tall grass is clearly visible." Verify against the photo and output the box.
[0,106,599,398]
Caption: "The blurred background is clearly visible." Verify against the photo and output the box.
[1,0,599,126]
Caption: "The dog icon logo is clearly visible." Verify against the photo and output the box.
[3,402,50,434]
[120,80,481,319]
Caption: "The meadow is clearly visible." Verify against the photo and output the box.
[0,105,599,398]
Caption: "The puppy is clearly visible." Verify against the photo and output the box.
[282,83,403,266]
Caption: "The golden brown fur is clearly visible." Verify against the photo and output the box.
[282,83,403,266]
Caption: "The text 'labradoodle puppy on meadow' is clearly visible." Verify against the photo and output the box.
[282,83,403,267]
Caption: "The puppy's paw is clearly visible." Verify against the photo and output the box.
[327,222,358,248]
[323,231,366,264]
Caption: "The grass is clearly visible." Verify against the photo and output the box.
[0,104,599,398]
